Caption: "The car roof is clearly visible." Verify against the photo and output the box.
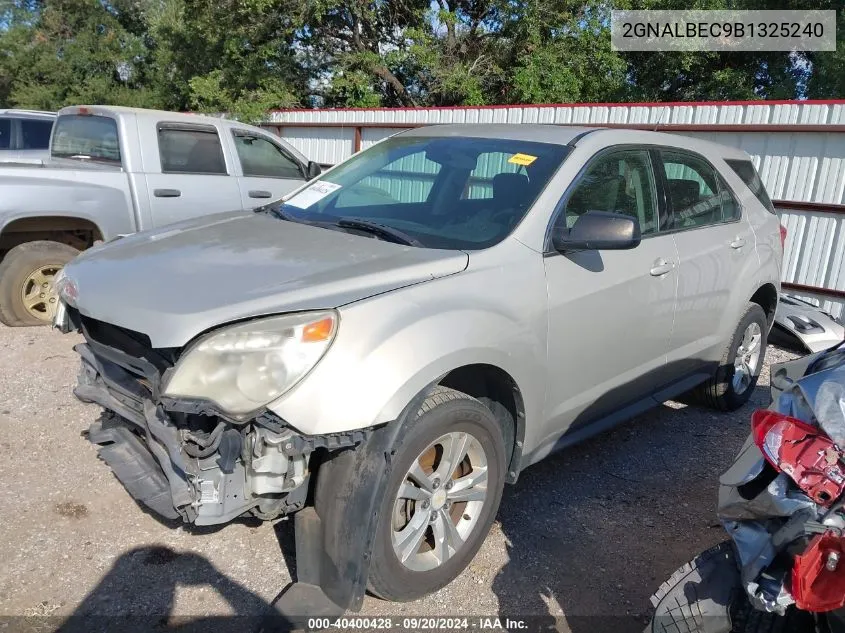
[57,105,265,133]
[0,109,56,120]
[401,123,594,145]
[398,124,750,161]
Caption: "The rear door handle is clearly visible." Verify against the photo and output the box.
[730,237,747,249]
[650,259,676,276]
[154,188,181,198]
[248,190,273,199]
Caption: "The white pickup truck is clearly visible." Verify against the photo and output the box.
[0,105,319,326]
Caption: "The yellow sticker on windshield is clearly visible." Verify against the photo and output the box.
[508,153,537,166]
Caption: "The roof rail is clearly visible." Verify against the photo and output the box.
[0,109,57,117]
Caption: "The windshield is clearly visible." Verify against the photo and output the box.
[277,135,570,249]
[51,114,121,164]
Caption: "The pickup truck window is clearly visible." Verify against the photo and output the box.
[51,115,121,163]
[21,119,53,149]
[233,132,302,179]
[0,119,9,149]
[158,126,227,175]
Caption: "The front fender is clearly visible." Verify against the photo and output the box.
[267,260,548,439]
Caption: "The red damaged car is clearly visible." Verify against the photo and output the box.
[650,340,845,633]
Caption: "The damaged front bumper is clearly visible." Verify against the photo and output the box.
[74,327,367,526]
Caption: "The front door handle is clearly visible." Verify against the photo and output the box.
[248,190,272,199]
[154,188,181,198]
[650,259,676,276]
[730,237,747,249]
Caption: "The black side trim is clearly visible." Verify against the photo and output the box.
[566,127,602,146]
[649,148,671,232]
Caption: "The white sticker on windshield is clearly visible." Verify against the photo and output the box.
[285,181,342,209]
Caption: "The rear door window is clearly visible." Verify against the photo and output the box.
[158,126,227,175]
[660,151,739,230]
[21,119,53,149]
[726,159,775,214]
[718,175,741,221]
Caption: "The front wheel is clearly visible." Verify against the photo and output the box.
[367,386,507,601]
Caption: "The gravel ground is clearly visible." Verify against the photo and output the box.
[0,324,799,631]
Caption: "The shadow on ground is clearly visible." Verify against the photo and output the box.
[491,386,770,632]
[54,544,299,633]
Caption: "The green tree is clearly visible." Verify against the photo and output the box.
[801,3,845,99]
[302,0,630,107]
[298,0,430,106]
[144,0,306,121]
[0,0,157,110]
[499,1,627,104]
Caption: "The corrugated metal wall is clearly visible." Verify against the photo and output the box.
[269,101,845,127]
[265,100,845,321]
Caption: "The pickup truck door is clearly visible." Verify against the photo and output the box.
[228,129,307,208]
[145,122,244,227]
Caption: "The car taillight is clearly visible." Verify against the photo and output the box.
[750,409,845,506]
[792,531,845,612]
[780,224,788,249]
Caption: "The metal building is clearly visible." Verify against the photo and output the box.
[264,100,845,321]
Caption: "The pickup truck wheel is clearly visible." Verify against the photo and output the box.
[694,302,768,412]
[366,386,507,601]
[0,241,79,326]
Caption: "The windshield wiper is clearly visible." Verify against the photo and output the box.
[336,218,422,247]
[255,203,296,221]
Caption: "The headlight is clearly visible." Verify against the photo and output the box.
[163,311,337,417]
[53,268,78,307]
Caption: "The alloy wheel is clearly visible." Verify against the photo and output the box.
[391,431,489,572]
[732,322,763,394]
[19,264,63,322]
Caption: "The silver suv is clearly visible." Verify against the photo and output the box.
[56,125,782,610]
[0,109,55,161]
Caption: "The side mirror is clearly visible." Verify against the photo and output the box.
[552,211,641,252]
[305,161,322,179]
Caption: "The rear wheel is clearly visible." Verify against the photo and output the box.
[0,241,79,326]
[367,386,507,601]
[649,541,815,633]
[695,302,768,412]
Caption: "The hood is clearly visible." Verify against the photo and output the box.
[63,211,468,347]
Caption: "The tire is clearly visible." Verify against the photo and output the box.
[0,241,79,327]
[649,541,742,633]
[729,599,815,633]
[366,385,507,602]
[694,302,768,412]
[649,542,815,633]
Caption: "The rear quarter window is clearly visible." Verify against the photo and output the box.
[725,159,775,214]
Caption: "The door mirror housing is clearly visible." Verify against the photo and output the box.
[305,161,322,179]
[551,211,642,252]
